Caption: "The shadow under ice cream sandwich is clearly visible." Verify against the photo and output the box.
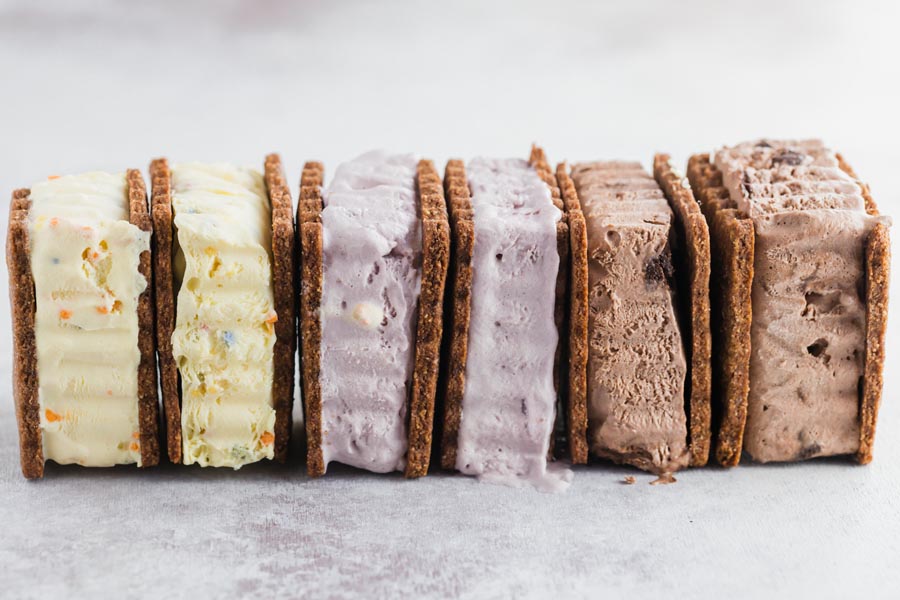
[151,155,295,468]
[437,146,581,492]
[559,155,712,479]
[7,170,160,478]
[688,140,890,466]
[299,151,450,478]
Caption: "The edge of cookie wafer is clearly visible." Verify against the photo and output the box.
[405,160,451,478]
[126,170,161,467]
[529,146,569,459]
[653,154,712,467]
[438,159,474,470]
[836,154,889,464]
[264,154,296,464]
[149,158,182,464]
[7,188,42,478]
[298,161,325,477]
[687,153,754,467]
[554,163,589,465]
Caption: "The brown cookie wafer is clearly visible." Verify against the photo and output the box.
[7,188,42,479]
[836,154,889,464]
[653,154,712,467]
[405,160,451,478]
[264,154,296,464]
[438,159,475,470]
[297,161,326,477]
[126,169,161,467]
[687,153,754,467]
[149,158,182,464]
[555,163,589,465]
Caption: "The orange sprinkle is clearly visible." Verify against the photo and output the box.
[260,432,275,446]
[129,442,140,452]
[49,218,59,228]
[132,431,140,439]
[108,390,114,397]
[45,409,63,422]
[48,175,60,180]
[96,305,110,314]
[91,252,100,260]
[59,309,72,320]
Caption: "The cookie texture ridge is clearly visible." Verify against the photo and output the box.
[265,153,296,464]
[654,154,712,467]
[555,163,588,465]
[298,161,326,477]
[405,159,451,478]
[7,188,42,478]
[687,153,753,467]
[127,169,161,468]
[150,158,182,464]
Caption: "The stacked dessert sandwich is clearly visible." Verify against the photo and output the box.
[560,155,711,479]
[688,140,890,465]
[299,151,449,478]
[438,146,582,491]
[7,171,159,478]
[151,155,295,468]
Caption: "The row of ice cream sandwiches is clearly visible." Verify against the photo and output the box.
[6,141,889,489]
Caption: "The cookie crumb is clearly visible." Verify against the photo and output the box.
[623,476,636,485]
[650,473,677,485]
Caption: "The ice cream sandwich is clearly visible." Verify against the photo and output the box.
[559,155,712,476]
[437,146,579,491]
[7,170,160,478]
[688,140,890,466]
[299,151,450,478]
[151,155,295,468]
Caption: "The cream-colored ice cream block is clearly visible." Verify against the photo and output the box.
[455,157,570,492]
[574,162,689,475]
[170,163,277,469]
[28,172,149,467]
[715,139,891,462]
[319,151,422,474]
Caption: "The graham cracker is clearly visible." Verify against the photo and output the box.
[126,169,161,468]
[264,154,296,464]
[405,160,451,478]
[555,163,589,465]
[438,159,475,470]
[687,153,754,467]
[653,154,712,467]
[7,189,42,478]
[836,154,889,464]
[297,161,325,477]
[149,158,181,464]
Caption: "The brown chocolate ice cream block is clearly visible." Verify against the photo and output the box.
[564,156,711,474]
[688,140,890,465]
[151,155,295,465]
[6,171,160,479]
[438,145,577,472]
[298,158,450,478]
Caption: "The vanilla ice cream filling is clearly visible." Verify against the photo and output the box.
[29,172,149,467]
[455,157,570,492]
[319,151,422,473]
[170,163,277,469]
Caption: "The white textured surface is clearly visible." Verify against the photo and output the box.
[2,1,900,598]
